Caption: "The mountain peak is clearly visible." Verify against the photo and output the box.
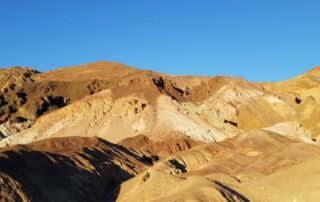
[40,61,138,81]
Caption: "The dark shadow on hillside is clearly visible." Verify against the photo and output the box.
[0,140,147,202]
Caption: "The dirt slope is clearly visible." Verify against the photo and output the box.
[117,130,320,202]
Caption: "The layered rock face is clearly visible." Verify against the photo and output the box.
[1,61,320,201]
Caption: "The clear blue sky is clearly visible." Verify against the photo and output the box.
[1,0,320,81]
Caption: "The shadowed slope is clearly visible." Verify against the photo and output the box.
[0,136,152,202]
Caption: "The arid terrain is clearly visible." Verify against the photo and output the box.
[0,61,320,201]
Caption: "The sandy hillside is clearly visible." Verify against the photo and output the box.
[117,130,320,202]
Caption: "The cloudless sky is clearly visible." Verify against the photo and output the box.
[1,0,320,81]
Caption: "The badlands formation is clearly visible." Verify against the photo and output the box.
[0,61,320,201]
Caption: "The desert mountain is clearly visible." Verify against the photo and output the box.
[1,61,316,146]
[0,61,320,201]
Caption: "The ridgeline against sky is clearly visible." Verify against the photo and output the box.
[1,0,319,81]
